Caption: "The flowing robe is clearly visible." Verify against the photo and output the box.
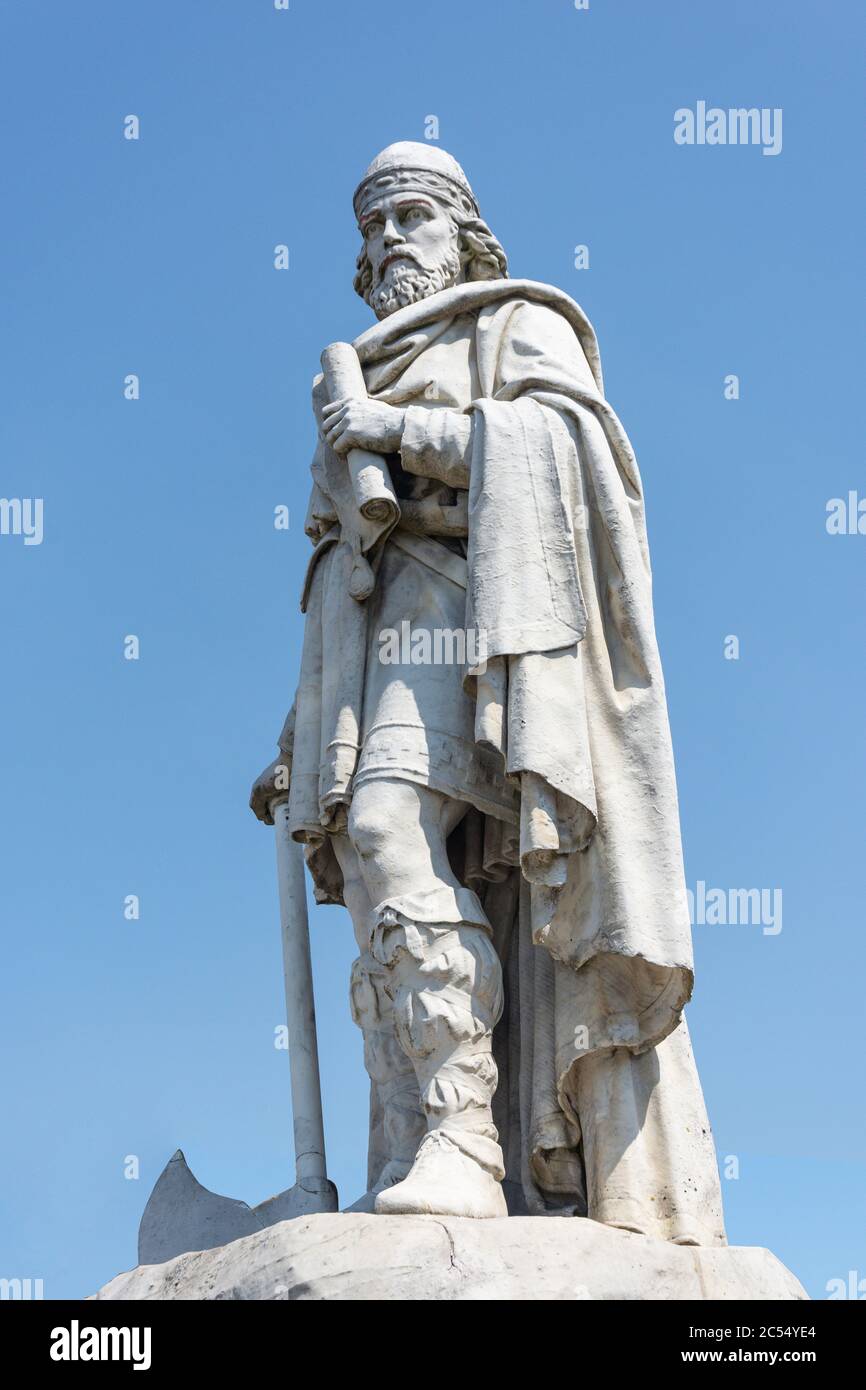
[288,280,726,1244]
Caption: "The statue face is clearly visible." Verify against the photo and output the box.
[360,190,462,318]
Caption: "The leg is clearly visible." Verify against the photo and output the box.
[331,832,426,1209]
[347,777,507,1218]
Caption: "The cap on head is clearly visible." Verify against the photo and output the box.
[353,141,480,224]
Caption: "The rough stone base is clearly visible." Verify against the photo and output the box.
[93,1214,807,1301]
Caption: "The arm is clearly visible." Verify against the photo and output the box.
[319,396,473,489]
[399,405,473,489]
[249,698,295,825]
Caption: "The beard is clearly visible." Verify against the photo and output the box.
[368,245,461,320]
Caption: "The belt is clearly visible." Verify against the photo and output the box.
[390,529,468,590]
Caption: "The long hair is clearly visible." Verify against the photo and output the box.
[353,214,508,303]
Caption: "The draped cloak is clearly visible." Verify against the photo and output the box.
[287,279,726,1245]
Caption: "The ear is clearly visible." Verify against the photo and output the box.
[353,247,373,301]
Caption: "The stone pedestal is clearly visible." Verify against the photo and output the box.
[93,1213,807,1301]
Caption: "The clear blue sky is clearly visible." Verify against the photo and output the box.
[1,0,863,1301]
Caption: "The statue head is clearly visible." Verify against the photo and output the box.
[353,142,507,319]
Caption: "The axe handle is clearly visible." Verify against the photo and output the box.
[271,798,328,1184]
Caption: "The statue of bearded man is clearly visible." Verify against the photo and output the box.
[251,142,727,1244]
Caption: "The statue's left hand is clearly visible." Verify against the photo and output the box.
[321,396,405,456]
[249,755,291,825]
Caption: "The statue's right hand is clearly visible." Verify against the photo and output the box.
[249,756,291,826]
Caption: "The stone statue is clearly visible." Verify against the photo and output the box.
[250,142,727,1244]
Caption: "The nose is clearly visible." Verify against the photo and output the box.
[382,216,405,246]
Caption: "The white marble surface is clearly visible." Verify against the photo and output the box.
[247,142,729,1234]
[97,1213,808,1303]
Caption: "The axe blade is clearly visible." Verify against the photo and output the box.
[137,1151,339,1267]
[137,1150,260,1266]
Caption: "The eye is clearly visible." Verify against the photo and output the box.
[364,218,384,238]
[401,206,427,225]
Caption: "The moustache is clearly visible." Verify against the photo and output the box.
[376,248,424,282]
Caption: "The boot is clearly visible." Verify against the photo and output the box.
[347,949,426,1212]
[370,915,507,1219]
